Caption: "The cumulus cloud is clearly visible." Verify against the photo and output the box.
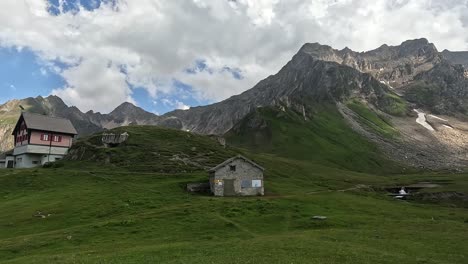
[51,58,135,112]
[160,98,190,110]
[0,0,468,113]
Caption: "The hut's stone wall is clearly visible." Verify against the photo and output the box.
[210,158,264,196]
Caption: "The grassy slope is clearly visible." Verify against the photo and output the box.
[227,105,401,173]
[0,119,467,263]
[380,93,409,117]
[66,126,238,173]
[0,161,467,263]
[346,100,399,139]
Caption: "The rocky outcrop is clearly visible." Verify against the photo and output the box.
[162,51,402,135]
[161,38,468,135]
[404,61,468,114]
[441,50,468,68]
[0,125,14,152]
[299,38,441,88]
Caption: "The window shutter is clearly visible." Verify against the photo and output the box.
[40,134,44,141]
[58,136,62,142]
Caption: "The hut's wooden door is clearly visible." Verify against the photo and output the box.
[223,179,235,196]
[6,161,14,168]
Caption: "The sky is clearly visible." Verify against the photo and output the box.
[0,0,468,114]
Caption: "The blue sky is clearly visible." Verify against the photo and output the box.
[0,48,64,103]
[1,0,467,114]
[0,0,249,114]
[0,45,208,114]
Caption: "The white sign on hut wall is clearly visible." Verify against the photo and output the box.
[252,180,262,188]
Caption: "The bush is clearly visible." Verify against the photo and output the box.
[42,162,64,169]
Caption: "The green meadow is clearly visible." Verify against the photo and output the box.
[0,107,467,263]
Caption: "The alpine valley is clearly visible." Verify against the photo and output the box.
[2,38,468,264]
[2,38,467,170]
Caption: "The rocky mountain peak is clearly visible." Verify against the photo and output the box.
[111,102,139,113]
[398,38,438,57]
[109,102,156,118]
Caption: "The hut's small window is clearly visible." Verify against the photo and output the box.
[230,165,236,171]
[241,180,251,188]
[252,180,262,187]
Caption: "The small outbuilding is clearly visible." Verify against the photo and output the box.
[209,155,265,196]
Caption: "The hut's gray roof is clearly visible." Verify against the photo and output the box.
[16,112,78,135]
[209,155,265,172]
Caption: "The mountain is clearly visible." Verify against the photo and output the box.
[162,38,468,133]
[2,38,468,169]
[441,49,468,68]
[161,38,468,170]
[0,96,163,152]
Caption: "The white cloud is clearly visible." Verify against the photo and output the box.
[51,58,135,113]
[161,98,190,110]
[0,0,468,113]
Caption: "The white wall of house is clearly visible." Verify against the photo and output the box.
[14,153,66,168]
[13,145,69,156]
[15,154,42,168]
[40,154,64,164]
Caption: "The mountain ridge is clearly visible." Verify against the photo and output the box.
[1,38,468,170]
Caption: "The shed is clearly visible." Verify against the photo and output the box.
[209,155,264,196]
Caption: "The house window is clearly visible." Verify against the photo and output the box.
[41,134,50,141]
[252,180,262,188]
[241,180,251,188]
[52,135,62,142]
[32,161,39,165]
[229,165,236,171]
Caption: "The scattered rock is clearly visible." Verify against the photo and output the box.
[312,216,327,220]
[187,182,211,193]
[33,211,49,219]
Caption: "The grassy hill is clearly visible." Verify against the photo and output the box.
[0,124,467,263]
[65,126,238,173]
[226,105,402,174]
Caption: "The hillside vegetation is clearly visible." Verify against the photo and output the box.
[226,105,401,173]
[0,122,467,263]
[66,126,237,173]
[1,154,467,263]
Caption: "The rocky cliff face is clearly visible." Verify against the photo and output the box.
[161,38,468,134]
[298,38,441,88]
[441,50,468,68]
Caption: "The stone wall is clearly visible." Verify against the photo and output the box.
[211,158,264,196]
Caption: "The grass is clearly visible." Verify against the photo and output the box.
[0,120,467,263]
[380,93,409,116]
[227,105,401,173]
[0,160,467,263]
[66,126,239,173]
[347,100,399,139]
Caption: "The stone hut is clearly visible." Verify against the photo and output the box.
[209,155,265,196]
